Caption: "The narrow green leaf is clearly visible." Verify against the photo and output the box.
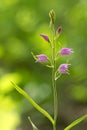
[64,114,87,130]
[11,81,54,125]
[28,117,39,130]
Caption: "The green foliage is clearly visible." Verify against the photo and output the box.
[28,117,39,130]
[11,82,54,125]
[64,114,87,130]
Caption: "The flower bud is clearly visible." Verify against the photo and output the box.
[35,54,48,63]
[49,9,55,25]
[56,26,62,35]
[40,34,50,42]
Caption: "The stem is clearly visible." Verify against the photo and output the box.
[52,26,58,130]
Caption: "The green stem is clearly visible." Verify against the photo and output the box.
[52,26,58,130]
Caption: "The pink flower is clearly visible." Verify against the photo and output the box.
[59,48,73,55]
[58,64,70,74]
[56,26,62,34]
[36,54,48,63]
[40,34,50,42]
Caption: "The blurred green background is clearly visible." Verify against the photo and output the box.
[0,0,87,130]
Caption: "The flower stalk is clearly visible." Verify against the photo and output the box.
[50,14,58,130]
[11,9,87,130]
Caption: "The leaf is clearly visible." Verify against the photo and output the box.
[28,117,39,130]
[11,81,54,125]
[64,114,87,130]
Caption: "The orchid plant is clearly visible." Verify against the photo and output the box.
[12,9,87,130]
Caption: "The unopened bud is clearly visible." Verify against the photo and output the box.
[49,9,55,26]
[56,26,62,35]
[40,34,50,42]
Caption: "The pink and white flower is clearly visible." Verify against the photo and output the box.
[59,48,73,55]
[36,54,48,63]
[58,64,70,74]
